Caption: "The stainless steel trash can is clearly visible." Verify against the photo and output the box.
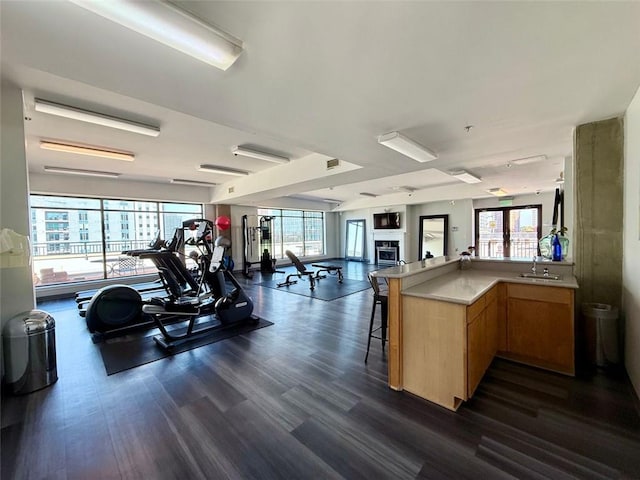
[3,310,58,394]
[582,303,619,367]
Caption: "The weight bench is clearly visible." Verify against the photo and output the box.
[277,250,343,291]
[312,263,344,283]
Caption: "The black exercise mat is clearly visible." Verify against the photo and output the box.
[257,277,371,301]
[99,318,273,375]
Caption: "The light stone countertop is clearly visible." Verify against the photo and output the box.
[371,256,573,280]
[371,256,459,278]
[401,269,579,306]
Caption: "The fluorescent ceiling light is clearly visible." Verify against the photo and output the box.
[171,178,218,186]
[377,131,437,163]
[198,164,249,176]
[360,192,377,198]
[34,99,160,137]
[322,198,341,204]
[392,185,417,193]
[40,141,135,161]
[487,188,509,197]
[450,170,482,184]
[510,155,547,166]
[43,166,121,178]
[70,0,243,71]
[232,146,289,164]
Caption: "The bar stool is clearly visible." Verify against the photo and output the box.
[365,272,389,363]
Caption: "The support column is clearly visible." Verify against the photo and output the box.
[574,117,624,367]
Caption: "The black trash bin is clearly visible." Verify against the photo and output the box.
[3,310,58,394]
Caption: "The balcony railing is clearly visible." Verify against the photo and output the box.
[32,240,151,257]
[32,240,159,285]
[477,237,539,259]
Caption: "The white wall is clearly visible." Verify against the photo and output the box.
[623,85,640,398]
[1,80,36,375]
[337,193,560,266]
[29,173,212,204]
[408,199,474,260]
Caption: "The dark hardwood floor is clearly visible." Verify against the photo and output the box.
[2,261,640,479]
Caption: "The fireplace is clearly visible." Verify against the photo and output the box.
[375,240,400,266]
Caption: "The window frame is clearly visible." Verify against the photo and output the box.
[474,204,542,258]
[256,208,326,259]
[30,194,203,285]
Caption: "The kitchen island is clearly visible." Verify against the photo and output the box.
[372,257,578,411]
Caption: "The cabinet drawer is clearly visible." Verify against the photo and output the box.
[508,284,572,305]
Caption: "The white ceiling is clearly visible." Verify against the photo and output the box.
[2,1,639,210]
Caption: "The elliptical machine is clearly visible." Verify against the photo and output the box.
[142,244,259,350]
[84,218,216,339]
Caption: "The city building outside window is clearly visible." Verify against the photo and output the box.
[257,208,325,259]
[30,195,203,285]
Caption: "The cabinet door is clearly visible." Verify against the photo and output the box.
[496,283,507,351]
[485,294,498,362]
[507,298,573,372]
[467,309,485,397]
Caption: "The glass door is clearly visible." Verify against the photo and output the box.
[345,219,366,261]
[475,205,542,258]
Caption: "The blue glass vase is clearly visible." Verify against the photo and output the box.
[552,234,562,261]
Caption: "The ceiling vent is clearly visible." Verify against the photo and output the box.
[228,186,235,193]
[326,158,340,170]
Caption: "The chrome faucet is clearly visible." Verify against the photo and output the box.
[531,256,537,275]
[397,260,406,265]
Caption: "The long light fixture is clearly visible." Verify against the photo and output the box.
[198,164,249,176]
[360,192,378,198]
[450,170,482,184]
[377,131,437,163]
[70,0,243,71]
[487,188,509,197]
[510,155,546,166]
[40,141,135,161]
[43,166,121,178]
[232,146,290,164]
[171,178,218,186]
[34,99,160,137]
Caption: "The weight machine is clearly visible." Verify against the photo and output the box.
[241,214,282,278]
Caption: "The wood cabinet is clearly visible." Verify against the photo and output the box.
[467,286,498,397]
[402,296,467,411]
[502,284,575,375]
[402,286,498,410]
[397,279,575,411]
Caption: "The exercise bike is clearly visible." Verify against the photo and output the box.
[142,244,259,350]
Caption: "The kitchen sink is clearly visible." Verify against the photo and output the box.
[519,272,561,280]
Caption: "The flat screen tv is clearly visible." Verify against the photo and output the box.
[373,212,401,229]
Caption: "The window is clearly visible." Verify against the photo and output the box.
[474,205,542,258]
[30,195,203,285]
[257,208,325,258]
